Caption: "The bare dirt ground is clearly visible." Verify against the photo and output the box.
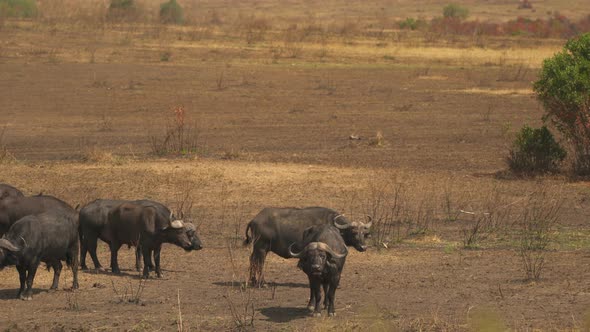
[0,0,589,330]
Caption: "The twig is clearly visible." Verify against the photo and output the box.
[177,289,183,332]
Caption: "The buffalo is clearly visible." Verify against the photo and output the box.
[107,202,202,278]
[289,224,348,317]
[0,184,24,200]
[79,199,169,271]
[0,209,79,300]
[0,195,76,236]
[243,207,371,286]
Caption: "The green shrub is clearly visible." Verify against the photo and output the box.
[507,125,566,174]
[0,0,37,18]
[399,17,420,30]
[534,33,590,175]
[108,0,137,21]
[160,0,183,25]
[443,3,469,20]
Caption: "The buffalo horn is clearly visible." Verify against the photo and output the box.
[0,238,20,252]
[288,243,305,258]
[364,216,373,228]
[170,219,184,229]
[316,242,348,259]
[333,220,351,229]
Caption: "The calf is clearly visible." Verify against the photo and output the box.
[0,210,79,300]
[108,202,202,278]
[289,224,348,317]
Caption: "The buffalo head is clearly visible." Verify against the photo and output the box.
[289,242,347,276]
[162,216,203,252]
[333,215,372,252]
[0,237,22,268]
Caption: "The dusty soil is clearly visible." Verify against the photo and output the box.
[0,1,590,330]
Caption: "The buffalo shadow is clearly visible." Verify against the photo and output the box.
[259,306,310,322]
[212,281,307,288]
[0,288,48,300]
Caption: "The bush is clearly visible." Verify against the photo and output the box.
[108,0,137,21]
[442,3,469,20]
[533,33,590,175]
[399,18,419,30]
[159,0,183,25]
[0,0,37,18]
[507,125,566,174]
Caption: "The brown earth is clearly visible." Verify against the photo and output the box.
[0,1,590,330]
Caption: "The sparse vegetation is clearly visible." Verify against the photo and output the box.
[442,4,469,20]
[0,0,37,18]
[518,190,562,280]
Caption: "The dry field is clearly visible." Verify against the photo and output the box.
[0,0,589,331]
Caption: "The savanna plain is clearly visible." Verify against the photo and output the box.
[0,0,589,330]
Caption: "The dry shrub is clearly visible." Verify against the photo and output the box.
[351,179,436,248]
[518,189,562,280]
[149,105,200,156]
[80,147,124,165]
[368,131,385,147]
[460,186,513,248]
[238,14,271,45]
[225,235,256,331]
[0,125,16,164]
[498,63,530,82]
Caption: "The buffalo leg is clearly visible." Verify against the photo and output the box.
[141,246,154,279]
[68,241,80,289]
[307,275,316,311]
[135,245,142,272]
[80,237,89,270]
[326,276,340,317]
[23,261,40,300]
[249,245,268,287]
[322,282,330,309]
[16,265,26,299]
[310,278,322,317]
[109,241,123,274]
[87,235,103,270]
[50,261,63,290]
[154,244,163,278]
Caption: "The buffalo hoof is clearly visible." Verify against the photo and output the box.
[156,273,163,278]
[328,312,336,317]
[307,305,315,312]
[72,282,79,290]
[313,312,322,318]
[111,269,121,275]
[20,294,32,301]
[80,265,88,271]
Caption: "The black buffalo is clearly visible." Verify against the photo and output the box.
[289,224,348,317]
[79,199,168,271]
[108,202,202,278]
[0,195,75,236]
[243,207,371,286]
[0,210,79,300]
[0,184,24,200]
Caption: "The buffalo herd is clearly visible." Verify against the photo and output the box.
[0,183,372,317]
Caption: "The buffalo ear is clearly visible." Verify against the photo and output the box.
[302,226,314,242]
[0,238,20,252]
[326,260,338,273]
